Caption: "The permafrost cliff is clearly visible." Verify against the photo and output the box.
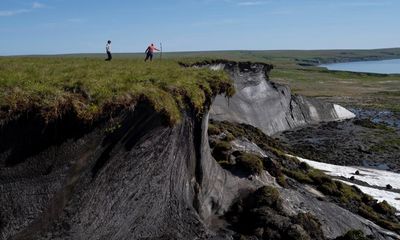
[207,61,355,135]
[0,61,398,240]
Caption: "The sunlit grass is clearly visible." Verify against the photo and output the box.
[0,57,234,123]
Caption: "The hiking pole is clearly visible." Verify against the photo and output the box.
[159,42,162,61]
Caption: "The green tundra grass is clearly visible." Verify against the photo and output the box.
[0,57,233,124]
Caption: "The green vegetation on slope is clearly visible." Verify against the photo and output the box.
[209,120,400,234]
[0,57,234,124]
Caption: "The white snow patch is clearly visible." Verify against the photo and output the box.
[209,64,225,71]
[288,155,400,211]
[334,104,356,120]
[339,180,400,212]
[294,156,400,190]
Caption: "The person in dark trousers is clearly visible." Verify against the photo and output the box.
[105,40,112,61]
[144,43,160,62]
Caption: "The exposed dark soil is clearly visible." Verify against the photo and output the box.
[275,110,400,172]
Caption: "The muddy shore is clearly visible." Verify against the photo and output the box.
[275,109,400,172]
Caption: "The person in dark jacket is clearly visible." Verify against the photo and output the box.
[105,40,112,61]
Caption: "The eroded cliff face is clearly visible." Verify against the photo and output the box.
[205,61,355,135]
[0,104,204,240]
[0,62,397,240]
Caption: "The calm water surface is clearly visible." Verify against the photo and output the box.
[321,59,400,74]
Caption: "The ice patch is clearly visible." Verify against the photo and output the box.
[334,104,356,120]
[340,181,400,212]
[209,64,225,71]
[295,156,400,190]
[289,155,400,211]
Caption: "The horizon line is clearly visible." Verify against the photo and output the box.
[2,47,400,57]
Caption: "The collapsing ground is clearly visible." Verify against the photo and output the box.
[0,58,399,240]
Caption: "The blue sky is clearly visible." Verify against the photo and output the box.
[0,0,399,55]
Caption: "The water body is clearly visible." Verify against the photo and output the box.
[321,59,400,74]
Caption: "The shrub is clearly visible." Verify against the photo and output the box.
[318,181,341,197]
[334,229,372,240]
[308,169,332,185]
[295,213,325,240]
[212,140,232,161]
[276,175,288,188]
[283,169,313,184]
[251,186,282,210]
[373,200,396,216]
[263,158,287,187]
[214,140,232,151]
[208,124,221,136]
[299,162,311,171]
[358,204,379,222]
[224,131,235,141]
[286,224,311,240]
[335,182,363,203]
[236,153,264,176]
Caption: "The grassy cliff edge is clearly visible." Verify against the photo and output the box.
[0,57,234,125]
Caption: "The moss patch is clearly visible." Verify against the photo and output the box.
[212,140,232,162]
[235,153,264,176]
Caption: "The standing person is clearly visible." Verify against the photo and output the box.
[105,40,112,61]
[144,43,160,62]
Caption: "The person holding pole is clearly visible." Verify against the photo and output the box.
[144,43,160,62]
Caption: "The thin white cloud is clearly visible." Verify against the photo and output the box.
[32,2,47,9]
[237,1,267,6]
[0,2,47,17]
[0,9,30,17]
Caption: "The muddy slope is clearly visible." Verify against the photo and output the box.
[206,61,355,135]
